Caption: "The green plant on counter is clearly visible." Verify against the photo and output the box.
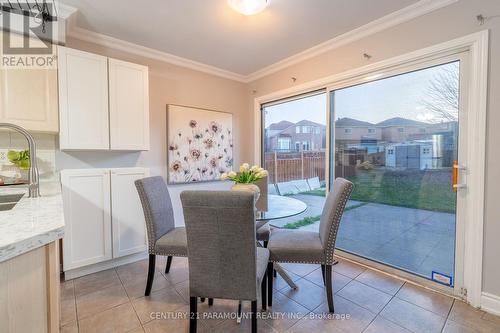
[7,150,30,170]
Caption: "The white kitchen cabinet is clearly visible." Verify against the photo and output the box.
[57,46,110,150]
[109,58,149,150]
[0,33,59,132]
[61,169,112,271]
[61,167,149,273]
[57,46,150,151]
[110,168,149,258]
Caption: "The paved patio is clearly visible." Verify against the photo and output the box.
[270,195,456,282]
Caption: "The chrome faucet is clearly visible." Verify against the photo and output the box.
[0,123,40,198]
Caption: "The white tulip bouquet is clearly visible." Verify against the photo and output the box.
[221,163,268,183]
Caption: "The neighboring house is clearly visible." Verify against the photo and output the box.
[266,119,326,152]
[335,117,382,142]
[266,117,457,169]
[266,120,294,138]
[376,117,434,143]
[334,116,457,144]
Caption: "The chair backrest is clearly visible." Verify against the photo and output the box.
[180,190,258,301]
[134,176,175,252]
[319,177,354,264]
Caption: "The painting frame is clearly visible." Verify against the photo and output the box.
[166,104,234,184]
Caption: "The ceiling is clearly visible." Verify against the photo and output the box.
[60,0,419,76]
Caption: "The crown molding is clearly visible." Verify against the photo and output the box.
[245,0,459,82]
[65,0,458,83]
[55,2,78,19]
[67,26,248,82]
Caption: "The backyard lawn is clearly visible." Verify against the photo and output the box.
[300,168,456,213]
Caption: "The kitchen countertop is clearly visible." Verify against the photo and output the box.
[0,182,64,263]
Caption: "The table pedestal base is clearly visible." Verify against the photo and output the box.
[274,264,298,289]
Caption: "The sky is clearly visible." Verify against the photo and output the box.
[263,61,459,128]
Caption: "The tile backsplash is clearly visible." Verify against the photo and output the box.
[0,130,58,182]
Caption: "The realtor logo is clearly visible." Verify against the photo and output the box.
[1,1,57,68]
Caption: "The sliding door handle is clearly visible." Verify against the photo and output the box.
[452,160,467,192]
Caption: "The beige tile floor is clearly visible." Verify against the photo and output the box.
[60,256,500,333]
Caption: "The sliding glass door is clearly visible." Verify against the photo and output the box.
[330,60,463,286]
[260,53,469,291]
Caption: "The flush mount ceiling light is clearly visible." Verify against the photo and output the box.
[227,0,269,15]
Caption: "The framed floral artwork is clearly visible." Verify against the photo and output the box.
[167,104,233,183]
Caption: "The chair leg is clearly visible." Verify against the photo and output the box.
[190,297,197,333]
[261,270,267,311]
[145,254,156,296]
[237,301,242,321]
[273,269,277,278]
[251,300,257,333]
[267,262,273,307]
[321,264,326,286]
[165,256,173,274]
[200,297,205,303]
[263,240,268,248]
[208,298,214,306]
[325,265,334,313]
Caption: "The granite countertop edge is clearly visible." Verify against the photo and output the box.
[0,184,65,263]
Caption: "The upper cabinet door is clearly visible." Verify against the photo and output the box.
[58,46,109,150]
[110,168,149,258]
[108,58,149,151]
[0,33,58,132]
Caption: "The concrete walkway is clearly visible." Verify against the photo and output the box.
[270,195,456,283]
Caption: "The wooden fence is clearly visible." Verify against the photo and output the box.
[264,149,371,183]
[264,151,326,183]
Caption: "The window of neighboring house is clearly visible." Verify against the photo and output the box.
[295,142,301,151]
[277,137,291,150]
[423,147,431,154]
[387,149,394,155]
[344,128,352,134]
[302,141,310,151]
[314,127,320,134]
[302,126,312,133]
[296,126,301,133]
[368,128,376,133]
[398,127,405,132]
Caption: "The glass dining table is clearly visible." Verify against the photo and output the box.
[256,194,308,224]
[256,194,308,290]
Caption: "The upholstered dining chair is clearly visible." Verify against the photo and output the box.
[135,176,187,296]
[266,177,353,313]
[256,220,270,247]
[180,190,270,333]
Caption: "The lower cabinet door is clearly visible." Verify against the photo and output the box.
[110,168,149,258]
[61,169,112,271]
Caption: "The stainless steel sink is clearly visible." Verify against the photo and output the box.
[0,193,24,211]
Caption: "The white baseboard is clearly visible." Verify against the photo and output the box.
[481,292,500,316]
[64,252,148,280]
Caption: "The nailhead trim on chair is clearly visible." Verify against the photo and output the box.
[153,251,188,257]
[270,259,326,264]
[324,183,354,265]
[135,181,159,254]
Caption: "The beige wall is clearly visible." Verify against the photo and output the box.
[56,37,250,224]
[247,0,500,297]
